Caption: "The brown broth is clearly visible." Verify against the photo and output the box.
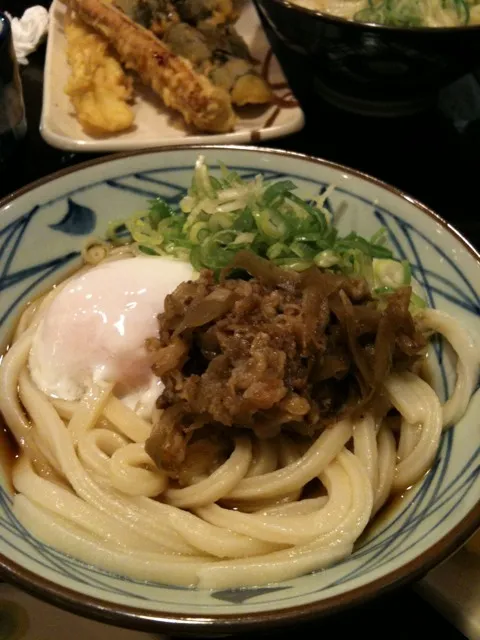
[0,412,19,496]
[0,292,49,496]
[355,484,416,549]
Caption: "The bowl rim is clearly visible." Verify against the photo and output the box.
[255,0,480,34]
[0,144,479,634]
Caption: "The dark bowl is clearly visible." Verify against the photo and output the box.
[254,0,480,116]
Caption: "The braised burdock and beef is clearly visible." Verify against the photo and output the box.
[146,251,427,479]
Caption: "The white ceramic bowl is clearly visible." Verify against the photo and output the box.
[0,146,479,634]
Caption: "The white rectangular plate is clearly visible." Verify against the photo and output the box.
[40,0,305,152]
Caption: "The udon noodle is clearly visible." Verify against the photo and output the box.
[294,0,480,28]
[0,247,478,590]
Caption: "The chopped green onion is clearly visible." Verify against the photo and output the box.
[138,245,158,255]
[148,200,173,228]
[370,228,388,246]
[373,286,427,313]
[194,155,216,199]
[373,286,396,296]
[410,292,427,309]
[290,241,318,260]
[402,260,412,285]
[267,242,289,260]
[190,245,203,272]
[209,212,234,232]
[263,180,297,205]
[253,209,288,240]
[373,258,410,289]
[210,176,222,191]
[189,222,209,245]
[285,192,327,233]
[314,250,340,268]
[273,258,312,271]
[233,232,256,245]
[110,155,416,289]
[232,207,255,232]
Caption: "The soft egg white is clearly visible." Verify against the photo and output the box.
[29,256,194,419]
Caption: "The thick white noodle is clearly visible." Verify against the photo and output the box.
[109,442,168,498]
[225,419,352,501]
[196,452,352,545]
[166,508,284,558]
[18,370,63,472]
[420,309,480,428]
[372,425,396,515]
[13,496,208,587]
[109,442,168,497]
[196,451,373,589]
[17,371,198,556]
[260,496,329,517]
[246,438,279,477]
[68,383,114,446]
[0,332,35,443]
[77,428,128,479]
[353,415,378,493]
[11,446,373,587]
[165,437,252,508]
[2,260,475,589]
[13,458,164,552]
[102,397,152,443]
[385,372,442,491]
[397,420,421,461]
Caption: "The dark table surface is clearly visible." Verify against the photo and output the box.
[0,1,477,638]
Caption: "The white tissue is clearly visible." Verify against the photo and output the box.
[6,7,49,66]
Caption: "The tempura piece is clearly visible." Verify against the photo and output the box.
[64,14,134,134]
[163,23,271,106]
[115,0,181,37]
[70,0,236,132]
[174,0,237,27]
[118,0,236,34]
[210,58,272,106]
[116,0,271,106]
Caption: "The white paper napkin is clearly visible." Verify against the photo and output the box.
[5,6,49,66]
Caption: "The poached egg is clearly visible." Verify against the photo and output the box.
[29,256,194,418]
